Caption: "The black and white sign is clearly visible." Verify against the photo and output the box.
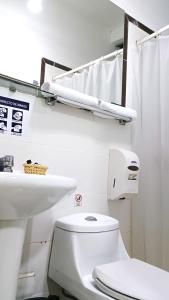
[0,95,31,137]
[12,109,23,122]
[11,122,23,135]
[0,106,8,119]
[0,120,7,132]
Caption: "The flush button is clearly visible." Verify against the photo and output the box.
[85,216,97,221]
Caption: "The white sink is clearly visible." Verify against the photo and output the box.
[0,172,77,300]
[0,172,77,220]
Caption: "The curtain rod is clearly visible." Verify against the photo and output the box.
[52,48,123,81]
[137,24,169,46]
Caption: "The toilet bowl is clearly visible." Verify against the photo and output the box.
[48,213,169,300]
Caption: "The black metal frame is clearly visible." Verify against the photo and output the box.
[40,14,153,107]
[40,57,72,86]
[121,14,154,106]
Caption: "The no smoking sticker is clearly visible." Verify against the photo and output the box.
[75,194,82,207]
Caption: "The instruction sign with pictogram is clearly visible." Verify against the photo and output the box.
[0,95,32,137]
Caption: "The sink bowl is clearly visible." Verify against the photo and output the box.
[0,172,77,220]
[0,172,77,300]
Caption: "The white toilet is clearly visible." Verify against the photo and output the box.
[49,213,169,300]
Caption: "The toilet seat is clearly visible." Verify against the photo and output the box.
[94,277,139,300]
[93,258,169,300]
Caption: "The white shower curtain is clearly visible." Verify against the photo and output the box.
[55,55,123,105]
[132,36,169,271]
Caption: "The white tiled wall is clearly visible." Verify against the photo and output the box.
[0,86,132,298]
[108,199,132,255]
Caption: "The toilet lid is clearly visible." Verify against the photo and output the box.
[93,259,169,300]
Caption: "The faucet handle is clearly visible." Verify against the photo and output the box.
[0,159,4,172]
[1,155,14,172]
[4,155,14,167]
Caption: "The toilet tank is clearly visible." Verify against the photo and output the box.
[49,213,128,284]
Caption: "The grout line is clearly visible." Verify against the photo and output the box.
[23,240,52,246]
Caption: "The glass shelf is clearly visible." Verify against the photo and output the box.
[0,73,54,99]
[0,74,135,123]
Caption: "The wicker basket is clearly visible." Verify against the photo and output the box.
[23,163,48,175]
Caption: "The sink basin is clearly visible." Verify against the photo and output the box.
[0,172,77,220]
[0,172,77,300]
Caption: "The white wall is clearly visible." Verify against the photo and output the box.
[0,1,135,298]
[0,2,131,297]
[0,87,132,298]
[0,0,113,84]
[111,0,169,30]
[1,0,168,298]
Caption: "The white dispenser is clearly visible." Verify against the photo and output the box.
[108,148,140,201]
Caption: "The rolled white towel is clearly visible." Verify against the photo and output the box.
[41,82,99,108]
[99,101,137,120]
[93,111,114,119]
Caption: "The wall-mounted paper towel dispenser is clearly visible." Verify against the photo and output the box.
[108,148,140,201]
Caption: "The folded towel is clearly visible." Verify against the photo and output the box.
[99,101,137,120]
[56,96,92,110]
[93,111,114,119]
[41,82,99,108]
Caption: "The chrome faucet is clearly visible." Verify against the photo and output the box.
[0,155,14,172]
